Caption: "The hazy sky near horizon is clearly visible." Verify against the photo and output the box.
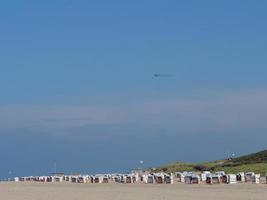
[0,0,267,178]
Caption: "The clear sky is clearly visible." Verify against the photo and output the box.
[0,0,267,178]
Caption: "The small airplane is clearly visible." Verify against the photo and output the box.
[153,73,171,77]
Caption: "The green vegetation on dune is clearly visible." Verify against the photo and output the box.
[230,150,267,164]
[157,162,195,173]
[214,163,267,175]
[155,150,267,175]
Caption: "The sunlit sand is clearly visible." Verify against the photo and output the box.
[1,182,266,200]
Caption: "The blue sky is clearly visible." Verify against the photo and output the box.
[0,0,267,178]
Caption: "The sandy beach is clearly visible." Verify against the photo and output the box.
[0,182,266,200]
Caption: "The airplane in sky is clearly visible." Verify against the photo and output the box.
[153,74,172,78]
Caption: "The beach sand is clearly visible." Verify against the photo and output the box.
[0,182,266,200]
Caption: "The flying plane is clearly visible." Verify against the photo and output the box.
[153,73,171,77]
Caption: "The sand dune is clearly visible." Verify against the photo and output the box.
[0,182,267,200]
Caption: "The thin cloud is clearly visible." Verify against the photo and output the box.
[0,89,267,133]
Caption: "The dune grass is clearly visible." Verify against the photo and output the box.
[155,150,267,176]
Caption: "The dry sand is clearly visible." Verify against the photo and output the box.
[0,182,266,200]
